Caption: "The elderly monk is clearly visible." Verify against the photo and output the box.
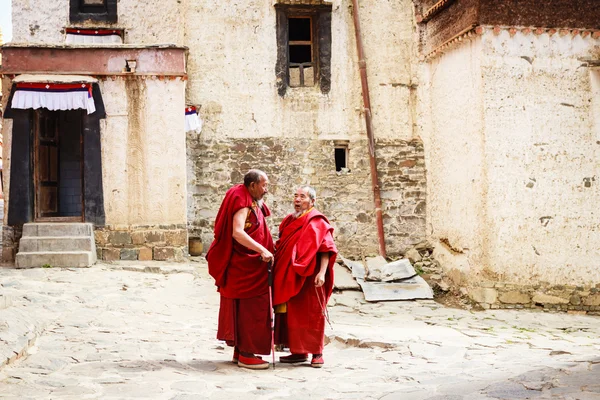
[273,185,337,368]
[206,169,274,370]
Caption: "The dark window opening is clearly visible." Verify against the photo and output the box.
[288,17,314,88]
[289,18,311,41]
[80,0,106,12]
[289,45,312,64]
[70,0,117,23]
[335,147,348,172]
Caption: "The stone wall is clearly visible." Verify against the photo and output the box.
[470,281,600,316]
[184,0,423,257]
[186,137,426,258]
[95,225,187,262]
[2,225,21,263]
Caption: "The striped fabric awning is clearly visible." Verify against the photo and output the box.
[65,28,123,44]
[11,82,96,114]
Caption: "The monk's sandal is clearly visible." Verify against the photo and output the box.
[311,354,324,368]
[238,354,269,370]
[279,353,308,363]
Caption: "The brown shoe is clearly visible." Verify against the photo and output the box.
[279,353,309,363]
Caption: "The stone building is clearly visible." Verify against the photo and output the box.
[1,0,599,310]
[414,0,600,311]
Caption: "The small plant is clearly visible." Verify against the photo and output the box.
[414,264,424,275]
[42,263,53,268]
[512,325,536,333]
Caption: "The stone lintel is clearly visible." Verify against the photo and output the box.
[0,45,187,76]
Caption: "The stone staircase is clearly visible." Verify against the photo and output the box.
[16,223,97,268]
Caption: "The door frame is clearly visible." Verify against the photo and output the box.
[32,109,85,222]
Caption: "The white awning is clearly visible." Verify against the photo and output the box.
[65,28,123,45]
[11,75,98,114]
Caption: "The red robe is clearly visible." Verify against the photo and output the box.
[273,209,337,355]
[206,184,274,355]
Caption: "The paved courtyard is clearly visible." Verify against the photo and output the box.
[1,261,599,399]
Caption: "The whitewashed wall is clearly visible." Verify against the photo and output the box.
[420,29,600,286]
[100,78,187,226]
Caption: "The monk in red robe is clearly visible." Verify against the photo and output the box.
[206,169,274,370]
[273,185,337,368]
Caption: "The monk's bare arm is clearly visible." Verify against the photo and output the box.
[232,207,273,262]
[314,252,330,287]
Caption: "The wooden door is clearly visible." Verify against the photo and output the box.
[34,110,60,219]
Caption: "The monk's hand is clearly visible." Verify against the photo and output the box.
[314,272,326,287]
[261,249,273,263]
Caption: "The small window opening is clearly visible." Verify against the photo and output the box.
[288,17,314,87]
[70,0,117,23]
[80,0,107,13]
[335,147,348,172]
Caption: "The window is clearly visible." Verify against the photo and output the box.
[70,0,117,23]
[288,17,314,87]
[334,147,347,171]
[333,140,350,172]
[275,4,332,96]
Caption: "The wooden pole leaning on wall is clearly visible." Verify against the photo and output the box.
[350,0,387,258]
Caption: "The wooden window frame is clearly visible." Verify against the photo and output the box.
[70,0,117,23]
[275,4,332,96]
[288,16,317,88]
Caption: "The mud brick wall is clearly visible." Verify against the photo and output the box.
[95,225,187,262]
[186,136,426,258]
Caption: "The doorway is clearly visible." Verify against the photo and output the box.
[33,109,84,221]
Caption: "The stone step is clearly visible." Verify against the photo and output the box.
[22,223,93,238]
[16,251,95,268]
[19,236,94,253]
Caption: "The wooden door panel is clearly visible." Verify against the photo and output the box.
[34,110,60,219]
[39,186,58,215]
[39,146,49,181]
[49,147,58,181]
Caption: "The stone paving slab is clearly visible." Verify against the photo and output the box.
[0,261,600,399]
[0,304,46,370]
[333,263,360,290]
[0,294,13,310]
[357,276,434,301]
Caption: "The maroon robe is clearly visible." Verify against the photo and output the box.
[206,184,274,355]
[273,209,337,355]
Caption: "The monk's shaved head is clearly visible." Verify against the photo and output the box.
[244,169,268,187]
